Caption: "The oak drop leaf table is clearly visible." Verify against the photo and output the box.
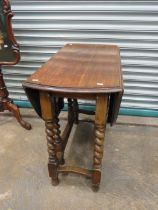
[23,43,123,190]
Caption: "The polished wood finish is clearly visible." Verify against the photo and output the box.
[23,43,123,190]
[25,44,122,93]
[0,35,3,44]
[92,95,108,189]
[40,91,60,185]
[0,0,20,64]
[58,166,92,178]
[73,99,79,124]
[62,98,74,151]
[0,0,31,130]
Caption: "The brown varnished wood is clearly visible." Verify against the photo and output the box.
[61,99,74,153]
[23,43,123,190]
[73,99,79,124]
[40,91,60,185]
[0,0,20,65]
[92,95,109,189]
[25,44,123,93]
[0,68,8,98]
[61,120,73,152]
[58,166,92,178]
[4,101,31,130]
[24,82,122,94]
[0,35,3,44]
[0,0,31,130]
[0,69,31,130]
[78,109,95,115]
[51,97,63,165]
[39,91,52,121]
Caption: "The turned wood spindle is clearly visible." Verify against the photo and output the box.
[94,125,105,169]
[45,121,59,185]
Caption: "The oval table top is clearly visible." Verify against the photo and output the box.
[24,43,123,94]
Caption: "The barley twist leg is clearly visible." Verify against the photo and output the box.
[94,125,105,169]
[92,95,108,190]
[45,121,59,186]
[53,116,64,165]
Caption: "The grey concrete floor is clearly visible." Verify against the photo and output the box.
[0,109,158,210]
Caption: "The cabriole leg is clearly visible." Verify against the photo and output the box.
[0,68,31,130]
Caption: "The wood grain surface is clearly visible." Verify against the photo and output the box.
[26,44,123,93]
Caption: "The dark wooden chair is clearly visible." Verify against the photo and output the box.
[0,0,31,129]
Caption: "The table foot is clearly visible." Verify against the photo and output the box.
[5,101,32,130]
[48,164,59,186]
[92,185,99,192]
[92,125,105,188]
[59,158,65,165]
[92,170,101,188]
[51,178,59,186]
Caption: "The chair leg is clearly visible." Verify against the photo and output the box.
[0,68,31,130]
[5,101,32,130]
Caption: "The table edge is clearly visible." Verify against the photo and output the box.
[23,82,123,94]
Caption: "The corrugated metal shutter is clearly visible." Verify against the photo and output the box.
[3,0,158,111]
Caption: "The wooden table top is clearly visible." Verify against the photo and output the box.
[25,44,123,94]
